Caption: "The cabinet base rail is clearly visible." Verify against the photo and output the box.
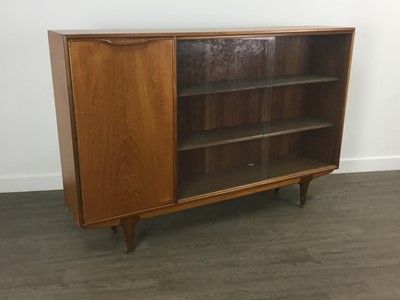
[116,176,314,253]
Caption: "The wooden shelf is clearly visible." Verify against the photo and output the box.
[178,74,339,97]
[178,157,332,199]
[178,117,334,151]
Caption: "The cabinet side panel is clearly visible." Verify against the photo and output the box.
[48,32,82,225]
[69,38,174,224]
[305,32,354,165]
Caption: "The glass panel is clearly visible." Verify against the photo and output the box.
[177,37,273,199]
[260,37,275,182]
[176,33,353,199]
[264,34,352,178]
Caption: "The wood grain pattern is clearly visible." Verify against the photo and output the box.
[178,90,266,134]
[69,38,174,224]
[178,140,265,180]
[48,31,83,225]
[273,35,312,76]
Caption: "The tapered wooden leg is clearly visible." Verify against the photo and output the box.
[120,215,140,254]
[299,176,312,208]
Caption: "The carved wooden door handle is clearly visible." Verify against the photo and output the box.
[98,38,168,46]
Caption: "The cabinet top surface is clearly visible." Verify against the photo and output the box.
[49,26,354,38]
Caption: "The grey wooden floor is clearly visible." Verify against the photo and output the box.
[1,171,400,300]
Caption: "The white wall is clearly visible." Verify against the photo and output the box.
[1,0,399,193]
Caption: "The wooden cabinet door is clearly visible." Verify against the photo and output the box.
[69,38,174,224]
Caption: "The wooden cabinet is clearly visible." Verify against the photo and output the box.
[49,27,354,253]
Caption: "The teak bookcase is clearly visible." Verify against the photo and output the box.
[48,27,355,253]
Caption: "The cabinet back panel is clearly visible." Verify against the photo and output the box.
[178,85,306,135]
[179,139,264,178]
[69,39,174,223]
[268,85,305,121]
[310,34,353,79]
[273,36,312,76]
[300,127,337,164]
[178,90,266,134]
[267,130,334,164]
